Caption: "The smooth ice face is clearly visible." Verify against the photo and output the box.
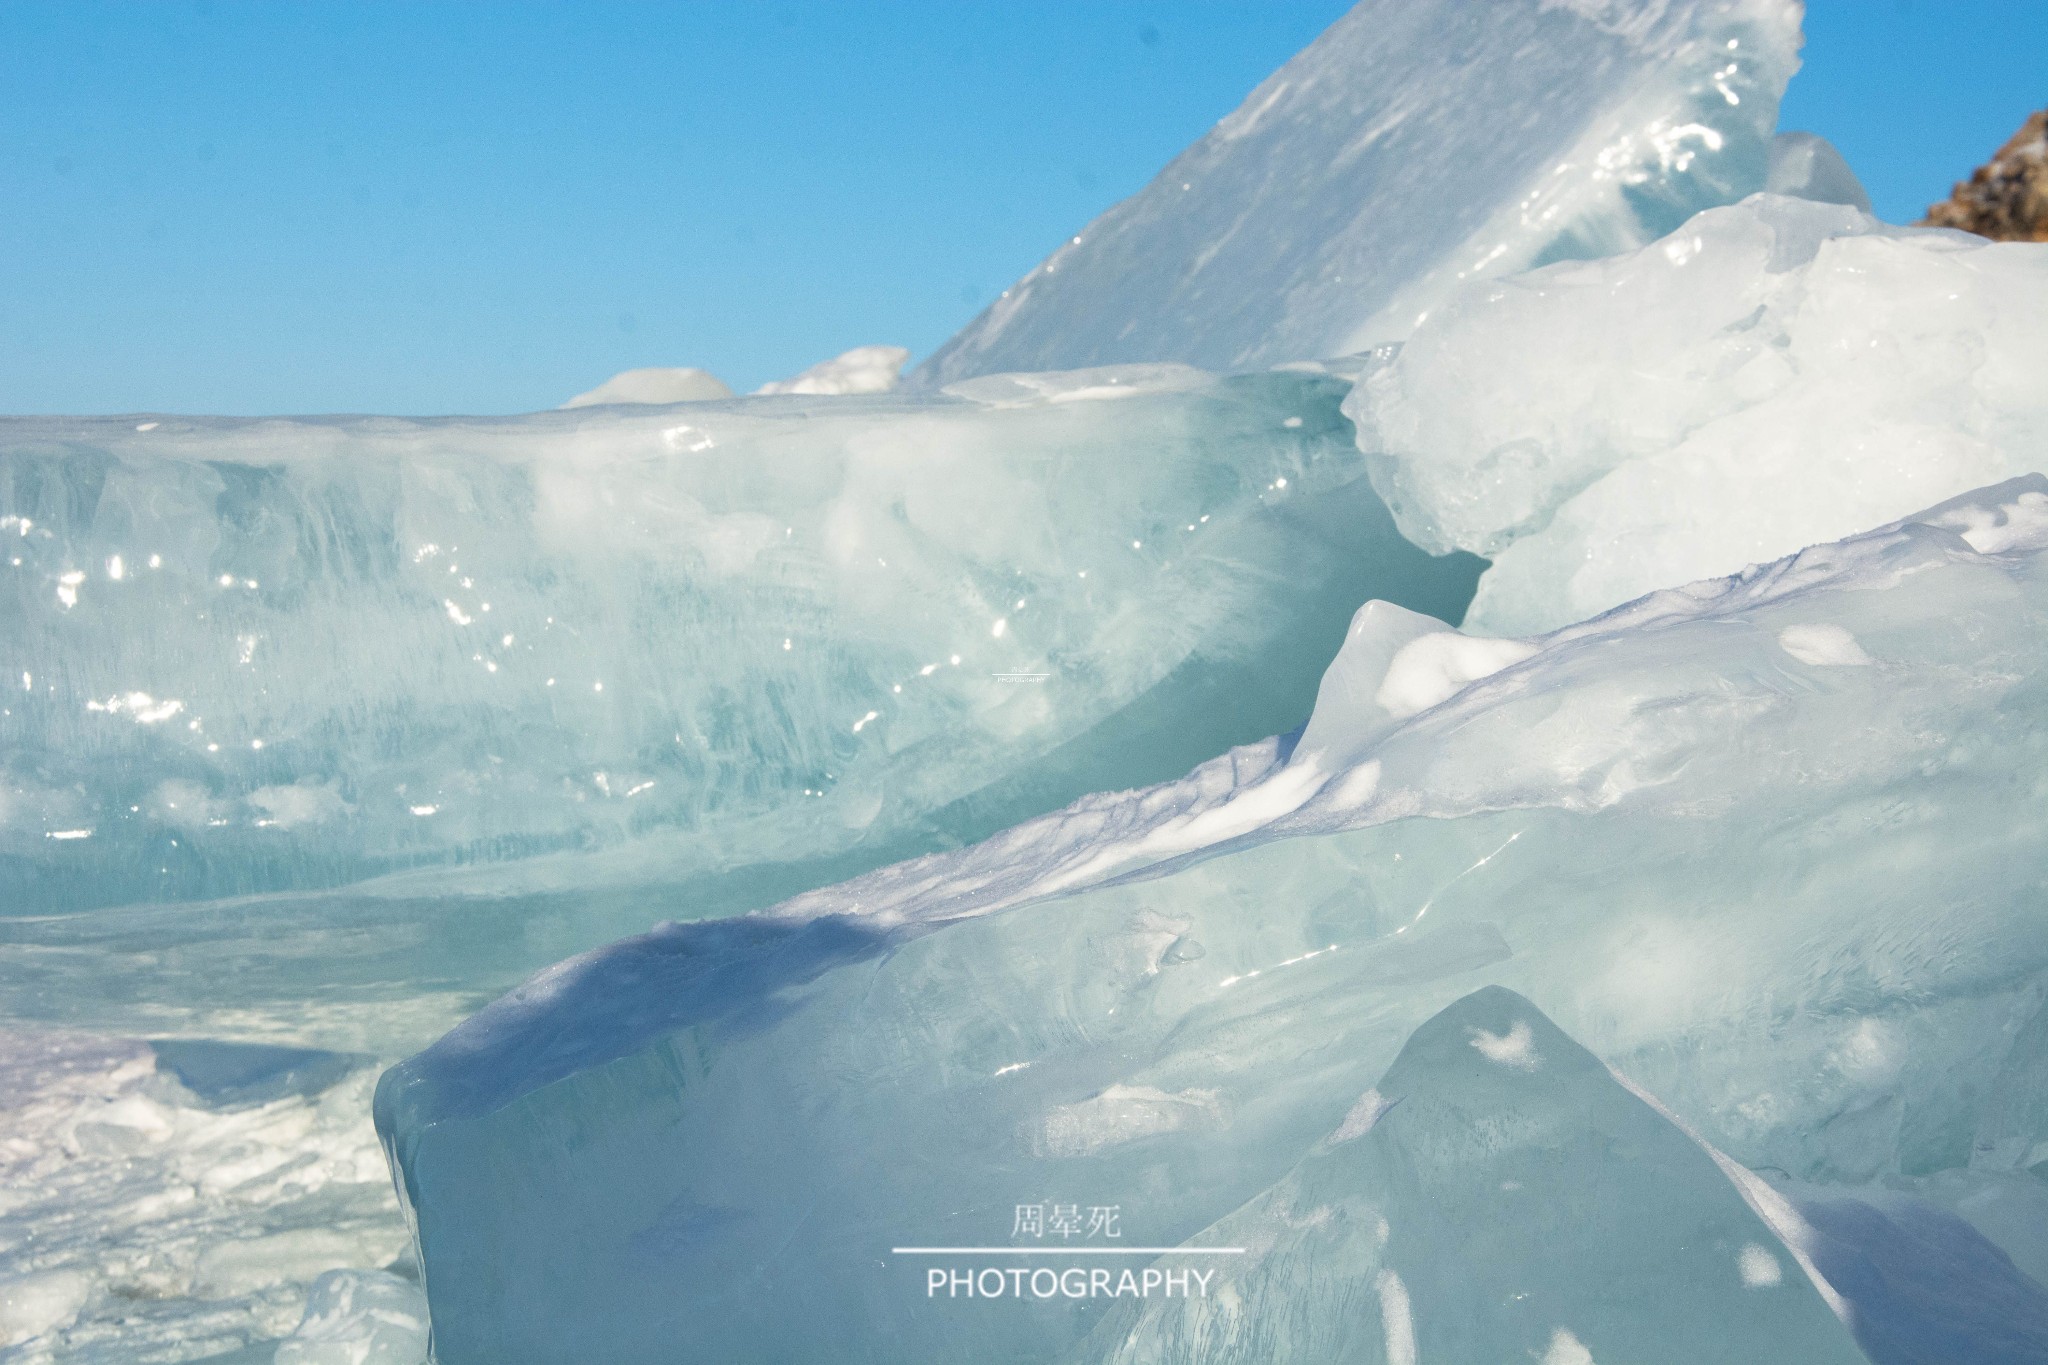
[0,369,1482,1049]
[915,0,1798,385]
[1076,988,1865,1365]
[381,479,2048,1363]
[1349,192,2048,633]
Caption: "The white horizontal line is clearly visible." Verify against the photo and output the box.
[890,1247,1245,1256]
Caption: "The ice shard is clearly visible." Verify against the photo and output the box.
[915,0,1800,385]
[1076,987,1865,1365]
[1348,192,2048,633]
[0,369,1482,1050]
[379,477,2048,1363]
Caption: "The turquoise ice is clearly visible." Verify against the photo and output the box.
[379,478,2048,1362]
[0,368,1480,1051]
[1077,987,1866,1365]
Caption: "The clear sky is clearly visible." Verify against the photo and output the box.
[2,1,2042,416]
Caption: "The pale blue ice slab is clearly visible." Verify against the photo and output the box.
[380,480,2048,1362]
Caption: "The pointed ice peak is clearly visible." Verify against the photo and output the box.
[1082,986,1866,1364]
[917,0,1801,385]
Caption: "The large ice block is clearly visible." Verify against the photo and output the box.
[1348,192,2048,633]
[380,478,2048,1362]
[0,369,1482,1049]
[915,0,1799,385]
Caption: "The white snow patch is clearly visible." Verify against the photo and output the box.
[1469,1019,1540,1069]
[1738,1242,1784,1287]
[1375,633,1538,719]
[1331,1088,1392,1143]
[1776,624,1872,667]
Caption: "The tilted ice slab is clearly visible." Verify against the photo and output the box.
[1349,192,2048,634]
[1078,987,1865,1365]
[914,0,1799,385]
[0,369,1481,1049]
[381,477,2048,1362]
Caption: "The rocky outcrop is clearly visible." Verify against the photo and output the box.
[1924,109,2048,241]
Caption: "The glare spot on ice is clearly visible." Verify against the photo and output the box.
[1738,1243,1784,1288]
[443,600,473,626]
[991,618,1007,638]
[86,692,185,725]
[43,829,93,841]
[409,805,438,817]
[852,710,879,734]
[1469,1018,1540,1070]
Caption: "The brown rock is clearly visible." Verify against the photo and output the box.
[1922,109,2048,242]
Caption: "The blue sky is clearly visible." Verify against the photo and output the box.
[2,1,2042,416]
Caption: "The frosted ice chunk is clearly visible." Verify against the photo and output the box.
[379,477,2048,1363]
[1349,193,2048,632]
[273,1269,429,1365]
[1293,600,1534,771]
[1076,988,1864,1364]
[1765,130,1873,211]
[559,366,733,407]
[915,0,1800,384]
[755,344,910,396]
[0,369,1482,1049]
